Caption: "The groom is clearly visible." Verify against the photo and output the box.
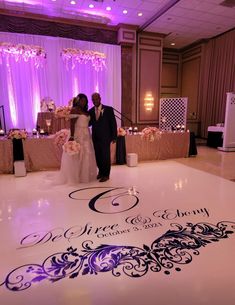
[89,92,117,182]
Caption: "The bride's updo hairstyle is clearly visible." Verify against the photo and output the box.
[77,93,89,113]
[72,96,79,107]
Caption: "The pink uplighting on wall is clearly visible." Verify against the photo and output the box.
[72,77,79,99]
[7,66,17,127]
[33,92,41,126]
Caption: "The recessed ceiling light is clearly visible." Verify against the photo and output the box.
[106,6,112,11]
[70,0,76,5]
[123,9,128,14]
[89,4,94,8]
[171,42,176,46]
[138,12,143,17]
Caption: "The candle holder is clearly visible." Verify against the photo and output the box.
[133,127,138,135]
[176,124,181,131]
[128,127,133,135]
[39,129,45,136]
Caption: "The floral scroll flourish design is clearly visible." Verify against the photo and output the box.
[1,221,235,292]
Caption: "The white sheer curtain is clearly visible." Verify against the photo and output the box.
[0,32,121,131]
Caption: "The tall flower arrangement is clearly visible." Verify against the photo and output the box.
[40,97,56,112]
[0,42,46,68]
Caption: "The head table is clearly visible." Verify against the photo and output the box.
[0,132,190,174]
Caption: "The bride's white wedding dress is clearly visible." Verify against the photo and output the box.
[57,114,97,185]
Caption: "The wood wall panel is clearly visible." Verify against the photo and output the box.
[161,50,181,97]
[181,57,201,120]
[137,33,162,125]
[121,46,133,126]
[162,63,179,88]
[138,49,161,122]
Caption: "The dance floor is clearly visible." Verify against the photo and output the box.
[0,147,235,305]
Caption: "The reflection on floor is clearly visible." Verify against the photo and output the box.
[177,146,235,181]
[0,146,235,305]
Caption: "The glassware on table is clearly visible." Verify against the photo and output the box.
[45,119,52,134]
[32,128,37,136]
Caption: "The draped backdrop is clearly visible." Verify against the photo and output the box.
[0,31,121,131]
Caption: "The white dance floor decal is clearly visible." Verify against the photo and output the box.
[0,161,235,305]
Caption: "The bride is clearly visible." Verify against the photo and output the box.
[58,93,97,185]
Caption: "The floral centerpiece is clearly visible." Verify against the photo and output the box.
[141,127,161,142]
[53,129,70,148]
[117,127,126,136]
[55,106,72,120]
[8,129,28,140]
[63,141,80,155]
[40,97,56,112]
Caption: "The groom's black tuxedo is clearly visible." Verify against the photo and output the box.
[89,105,117,179]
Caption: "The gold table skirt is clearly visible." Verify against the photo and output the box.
[0,132,189,174]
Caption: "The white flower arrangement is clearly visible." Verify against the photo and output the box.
[53,129,70,147]
[61,48,106,71]
[40,97,56,112]
[0,42,46,68]
[141,127,161,142]
[8,129,28,140]
[117,127,126,136]
[55,106,72,120]
[63,140,81,155]
[47,100,55,112]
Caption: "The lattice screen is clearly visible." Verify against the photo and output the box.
[159,97,188,130]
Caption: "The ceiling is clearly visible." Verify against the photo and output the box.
[0,0,234,49]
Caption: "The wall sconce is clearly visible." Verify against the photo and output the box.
[144,92,154,111]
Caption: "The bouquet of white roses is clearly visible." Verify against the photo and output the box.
[63,140,80,155]
[8,129,28,140]
[141,127,161,142]
[53,129,70,147]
